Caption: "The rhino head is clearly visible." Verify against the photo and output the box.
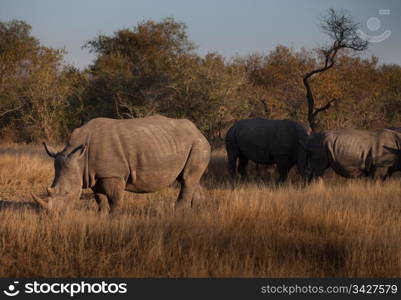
[32,142,87,212]
[383,145,401,170]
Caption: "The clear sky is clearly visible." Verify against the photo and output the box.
[1,0,400,69]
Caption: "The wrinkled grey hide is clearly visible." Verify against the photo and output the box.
[225,118,310,181]
[301,128,401,181]
[33,116,211,213]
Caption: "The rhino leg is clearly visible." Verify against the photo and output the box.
[92,178,125,214]
[176,183,198,210]
[192,185,205,206]
[227,148,238,178]
[277,165,290,182]
[237,153,248,178]
[94,193,109,214]
[276,157,293,182]
[175,146,210,210]
[387,166,396,178]
[372,166,389,180]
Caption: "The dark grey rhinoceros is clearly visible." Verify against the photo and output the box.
[32,116,211,213]
[225,118,310,181]
[300,128,401,180]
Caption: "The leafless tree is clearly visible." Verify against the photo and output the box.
[303,8,368,132]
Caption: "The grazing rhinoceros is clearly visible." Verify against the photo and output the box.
[300,128,401,181]
[225,118,310,182]
[32,116,211,213]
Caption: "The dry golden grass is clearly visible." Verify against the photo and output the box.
[0,144,400,277]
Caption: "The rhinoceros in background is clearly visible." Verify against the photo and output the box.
[300,128,401,181]
[32,116,211,213]
[225,118,310,182]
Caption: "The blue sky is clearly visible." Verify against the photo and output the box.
[1,0,400,69]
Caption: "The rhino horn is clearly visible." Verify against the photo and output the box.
[46,187,54,197]
[43,142,58,158]
[31,193,50,210]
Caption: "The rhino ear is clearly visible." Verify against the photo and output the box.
[384,146,401,155]
[43,142,58,158]
[68,144,87,160]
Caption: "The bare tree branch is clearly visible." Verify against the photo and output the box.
[303,8,368,132]
[313,98,338,116]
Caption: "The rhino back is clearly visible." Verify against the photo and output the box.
[234,118,308,164]
[67,116,207,191]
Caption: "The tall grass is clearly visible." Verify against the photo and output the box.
[0,144,400,277]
